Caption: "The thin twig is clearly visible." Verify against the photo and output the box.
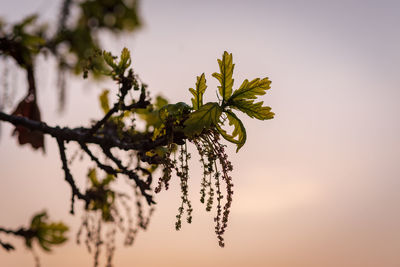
[101,147,155,205]
[57,138,89,213]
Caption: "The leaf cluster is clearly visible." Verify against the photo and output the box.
[184,51,274,151]
[102,47,132,78]
[25,212,69,252]
[0,0,141,75]
[86,168,117,222]
[0,15,46,68]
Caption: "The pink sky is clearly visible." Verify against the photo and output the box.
[1,0,400,266]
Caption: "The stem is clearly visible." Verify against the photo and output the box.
[57,138,89,213]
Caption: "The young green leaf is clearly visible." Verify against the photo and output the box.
[189,73,207,110]
[118,47,131,72]
[88,168,100,187]
[103,51,117,69]
[136,95,169,131]
[102,173,115,186]
[212,51,234,103]
[159,102,191,122]
[231,99,274,120]
[229,77,271,102]
[36,221,69,251]
[99,89,110,114]
[15,15,38,29]
[216,110,247,152]
[22,34,46,49]
[27,212,69,252]
[184,102,222,136]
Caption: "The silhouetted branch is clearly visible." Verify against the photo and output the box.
[79,142,118,175]
[101,147,154,204]
[57,0,73,34]
[86,105,120,138]
[57,138,89,214]
[0,111,169,151]
[0,239,15,251]
[0,226,36,245]
[85,78,149,138]
[0,227,19,251]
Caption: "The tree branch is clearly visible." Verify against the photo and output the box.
[0,111,168,151]
[57,138,89,214]
[57,0,73,34]
[0,226,36,245]
[79,142,155,205]
[0,111,166,209]
[84,78,149,138]
[79,142,118,175]
[0,239,15,251]
[101,146,155,205]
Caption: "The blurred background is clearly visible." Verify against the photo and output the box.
[1,0,400,266]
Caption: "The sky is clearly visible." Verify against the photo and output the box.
[1,0,400,266]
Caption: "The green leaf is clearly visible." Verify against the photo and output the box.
[189,73,207,110]
[13,15,38,33]
[118,47,131,72]
[184,102,222,136]
[229,77,271,102]
[231,99,274,120]
[212,51,234,103]
[87,168,100,187]
[159,102,191,122]
[30,212,47,229]
[26,211,69,252]
[103,51,116,69]
[99,89,110,114]
[136,95,169,132]
[102,173,115,186]
[216,110,247,152]
[22,34,46,48]
[154,95,169,109]
[38,237,51,251]
[36,220,69,251]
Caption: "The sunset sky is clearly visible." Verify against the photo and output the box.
[1,0,400,266]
